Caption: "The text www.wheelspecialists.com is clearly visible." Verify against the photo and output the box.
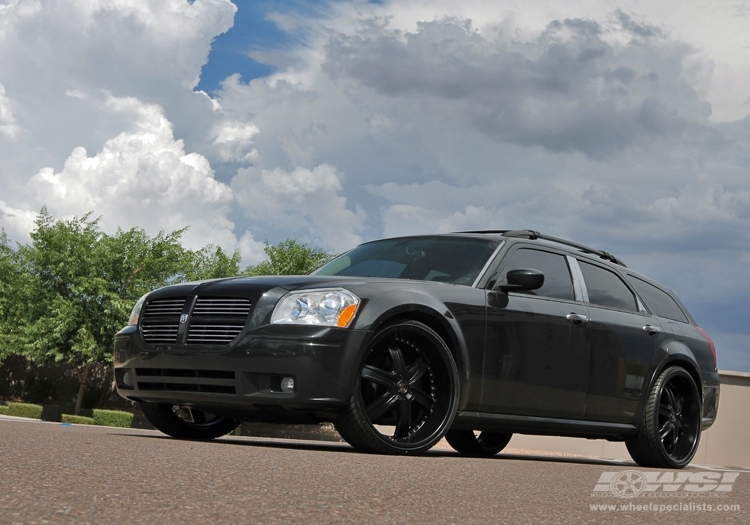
[590,502,740,513]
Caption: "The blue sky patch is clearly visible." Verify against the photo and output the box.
[196,0,332,93]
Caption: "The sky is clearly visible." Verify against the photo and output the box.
[0,0,748,371]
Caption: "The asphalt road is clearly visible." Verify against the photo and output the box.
[1,417,748,525]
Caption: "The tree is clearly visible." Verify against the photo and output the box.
[0,230,29,362]
[186,245,242,281]
[6,209,192,413]
[243,239,334,276]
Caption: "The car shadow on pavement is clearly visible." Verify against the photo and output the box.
[110,431,638,467]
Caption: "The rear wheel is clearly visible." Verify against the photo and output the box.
[445,429,512,457]
[140,402,238,440]
[334,320,459,454]
[626,366,701,469]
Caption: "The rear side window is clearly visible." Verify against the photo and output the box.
[626,276,688,323]
[503,248,575,301]
[578,261,638,312]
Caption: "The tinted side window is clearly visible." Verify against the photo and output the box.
[503,248,574,301]
[626,276,688,323]
[578,261,637,312]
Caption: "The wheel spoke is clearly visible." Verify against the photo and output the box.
[664,385,677,411]
[389,345,407,377]
[410,387,435,411]
[407,357,428,384]
[671,427,680,451]
[674,394,683,416]
[394,398,412,439]
[658,405,672,418]
[366,392,399,420]
[660,421,673,441]
[362,364,397,388]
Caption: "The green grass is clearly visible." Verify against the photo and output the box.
[7,402,43,419]
[0,405,8,415]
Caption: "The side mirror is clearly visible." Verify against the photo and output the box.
[496,268,544,292]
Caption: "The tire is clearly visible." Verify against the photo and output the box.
[445,429,512,457]
[140,402,238,440]
[625,366,702,469]
[334,320,460,454]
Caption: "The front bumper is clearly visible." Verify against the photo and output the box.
[114,323,369,420]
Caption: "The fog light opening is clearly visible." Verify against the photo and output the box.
[122,371,132,386]
[281,377,295,393]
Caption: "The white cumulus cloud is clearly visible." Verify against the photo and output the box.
[26,96,236,251]
[232,163,364,252]
[0,82,19,140]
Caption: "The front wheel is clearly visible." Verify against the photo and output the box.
[140,402,238,440]
[625,366,702,469]
[334,320,460,454]
[445,429,513,457]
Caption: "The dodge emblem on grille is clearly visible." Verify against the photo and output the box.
[179,314,188,324]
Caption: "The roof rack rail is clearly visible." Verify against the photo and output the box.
[458,229,627,267]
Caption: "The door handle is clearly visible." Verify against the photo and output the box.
[566,313,589,324]
[643,324,662,335]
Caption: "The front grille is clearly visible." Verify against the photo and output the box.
[141,297,186,344]
[187,324,245,344]
[187,297,251,345]
[135,368,236,395]
[192,298,252,316]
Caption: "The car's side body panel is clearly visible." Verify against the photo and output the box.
[583,304,662,425]
[483,293,590,419]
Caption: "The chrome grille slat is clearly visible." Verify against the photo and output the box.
[192,298,251,317]
[141,297,186,344]
[188,326,244,331]
[186,297,251,345]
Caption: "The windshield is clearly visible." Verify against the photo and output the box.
[314,236,501,286]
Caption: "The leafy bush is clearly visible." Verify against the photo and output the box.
[0,405,8,415]
[7,402,43,419]
[62,414,95,425]
[93,409,133,428]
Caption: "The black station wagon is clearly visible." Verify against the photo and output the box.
[114,230,719,469]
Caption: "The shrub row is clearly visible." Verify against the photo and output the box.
[1,402,134,428]
[62,414,95,425]
[92,409,134,428]
[7,402,43,419]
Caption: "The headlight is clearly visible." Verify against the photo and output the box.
[128,294,148,326]
[271,289,360,328]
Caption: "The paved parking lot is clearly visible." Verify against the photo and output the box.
[1,417,748,524]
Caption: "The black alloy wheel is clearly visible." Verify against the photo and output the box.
[140,402,238,440]
[334,320,459,454]
[626,366,702,469]
[445,429,513,457]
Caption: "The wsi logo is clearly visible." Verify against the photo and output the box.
[593,470,741,498]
